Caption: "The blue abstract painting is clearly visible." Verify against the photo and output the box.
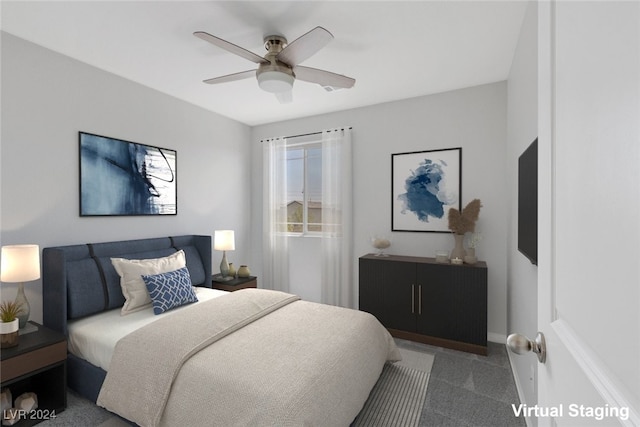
[80,132,177,216]
[392,148,461,232]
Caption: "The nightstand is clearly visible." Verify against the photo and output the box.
[0,322,66,426]
[211,275,258,292]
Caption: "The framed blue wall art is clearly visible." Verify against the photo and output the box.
[392,147,461,232]
[79,132,177,216]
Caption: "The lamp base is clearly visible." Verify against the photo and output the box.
[15,283,30,329]
[18,322,38,335]
[220,251,231,278]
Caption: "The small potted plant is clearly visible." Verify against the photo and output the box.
[0,301,23,348]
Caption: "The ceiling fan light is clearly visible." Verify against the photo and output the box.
[257,71,294,93]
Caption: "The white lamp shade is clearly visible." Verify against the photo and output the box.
[257,71,294,93]
[214,230,235,251]
[1,244,41,282]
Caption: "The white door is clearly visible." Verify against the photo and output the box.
[536,1,640,426]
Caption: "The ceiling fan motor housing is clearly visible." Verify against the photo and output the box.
[257,35,295,93]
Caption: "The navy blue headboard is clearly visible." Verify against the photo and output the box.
[43,235,212,335]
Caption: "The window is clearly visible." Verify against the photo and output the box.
[285,143,323,234]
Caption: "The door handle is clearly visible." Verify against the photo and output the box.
[507,332,546,363]
[418,285,422,315]
[411,284,415,314]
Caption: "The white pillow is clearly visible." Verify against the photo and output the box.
[111,250,186,315]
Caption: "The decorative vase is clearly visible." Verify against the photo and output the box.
[0,319,19,348]
[227,263,236,278]
[371,236,391,257]
[14,283,30,329]
[464,247,478,265]
[450,234,466,260]
[237,265,251,278]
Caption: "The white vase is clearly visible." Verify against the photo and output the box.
[450,234,466,260]
[0,319,19,348]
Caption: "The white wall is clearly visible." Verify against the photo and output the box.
[0,33,252,323]
[251,82,509,340]
[506,1,539,421]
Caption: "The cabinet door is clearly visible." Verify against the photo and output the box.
[416,263,487,346]
[380,261,416,332]
[415,263,453,339]
[359,258,385,322]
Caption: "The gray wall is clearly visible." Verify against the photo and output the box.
[0,33,252,323]
[506,1,539,418]
[251,82,509,340]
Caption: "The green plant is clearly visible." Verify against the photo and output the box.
[448,199,482,235]
[0,300,23,323]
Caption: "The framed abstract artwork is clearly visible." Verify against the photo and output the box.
[79,132,177,216]
[392,147,461,232]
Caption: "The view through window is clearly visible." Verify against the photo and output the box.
[285,143,322,233]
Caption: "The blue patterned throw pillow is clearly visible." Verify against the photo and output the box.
[142,267,198,315]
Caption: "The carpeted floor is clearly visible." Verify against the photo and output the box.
[406,339,527,426]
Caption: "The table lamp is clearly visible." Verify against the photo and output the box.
[1,244,40,329]
[214,230,235,281]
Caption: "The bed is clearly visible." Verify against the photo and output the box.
[42,235,400,426]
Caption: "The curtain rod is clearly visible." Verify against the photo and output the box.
[260,127,352,143]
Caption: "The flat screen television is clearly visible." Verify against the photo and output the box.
[518,138,538,265]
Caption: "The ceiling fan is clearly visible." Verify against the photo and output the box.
[193,26,355,103]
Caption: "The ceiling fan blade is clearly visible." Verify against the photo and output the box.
[275,91,293,104]
[276,26,333,66]
[294,66,355,90]
[194,31,267,65]
[203,69,256,85]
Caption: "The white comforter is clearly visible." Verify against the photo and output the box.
[97,289,400,427]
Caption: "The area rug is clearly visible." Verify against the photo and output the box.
[352,347,434,426]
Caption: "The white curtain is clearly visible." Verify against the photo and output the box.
[262,137,290,293]
[320,129,353,308]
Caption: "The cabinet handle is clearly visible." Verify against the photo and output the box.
[411,284,415,314]
[418,285,422,315]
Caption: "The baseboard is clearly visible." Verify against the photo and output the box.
[487,332,506,344]
[506,347,534,427]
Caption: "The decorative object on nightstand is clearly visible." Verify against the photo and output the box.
[0,301,21,348]
[447,199,482,260]
[1,245,40,329]
[227,263,236,278]
[370,236,391,257]
[237,265,251,278]
[214,230,235,281]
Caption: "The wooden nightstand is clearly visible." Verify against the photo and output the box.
[211,275,257,292]
[0,322,66,426]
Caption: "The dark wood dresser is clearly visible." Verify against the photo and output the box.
[359,254,488,355]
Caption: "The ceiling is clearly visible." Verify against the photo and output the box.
[1,1,528,126]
